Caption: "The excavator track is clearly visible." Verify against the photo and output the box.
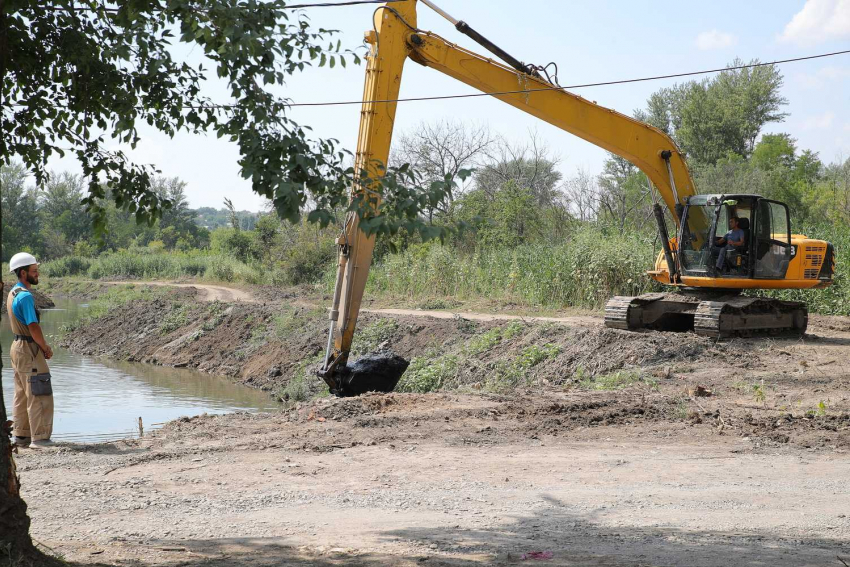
[602,296,639,330]
[692,296,808,338]
[692,301,725,338]
[604,293,701,333]
[604,293,807,338]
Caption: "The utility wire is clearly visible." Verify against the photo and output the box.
[283,48,850,107]
[39,0,405,13]
[7,48,850,111]
[286,0,404,7]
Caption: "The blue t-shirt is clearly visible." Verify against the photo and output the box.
[11,283,38,326]
[724,228,745,245]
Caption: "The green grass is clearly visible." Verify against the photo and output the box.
[577,369,649,391]
[396,354,460,393]
[58,284,166,336]
[364,223,850,316]
[464,327,503,356]
[394,322,558,394]
[202,301,228,331]
[272,306,324,340]
[159,302,190,335]
[41,250,265,286]
[279,355,326,402]
[86,285,165,319]
[464,322,524,357]
[351,319,399,356]
[366,228,658,311]
[416,297,461,310]
[40,221,850,317]
[484,343,561,392]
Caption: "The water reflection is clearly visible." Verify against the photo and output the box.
[1,298,278,441]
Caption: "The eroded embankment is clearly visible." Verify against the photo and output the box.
[53,283,850,452]
[2,282,55,310]
[60,284,747,396]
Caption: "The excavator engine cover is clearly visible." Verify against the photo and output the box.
[331,353,410,397]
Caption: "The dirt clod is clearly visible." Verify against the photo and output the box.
[335,353,411,397]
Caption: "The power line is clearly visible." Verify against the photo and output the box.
[282,48,850,108]
[286,0,404,7]
[7,48,850,112]
[39,0,404,13]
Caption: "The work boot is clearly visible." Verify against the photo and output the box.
[13,436,31,447]
[29,439,54,449]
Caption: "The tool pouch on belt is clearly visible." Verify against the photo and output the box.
[29,373,52,396]
[28,345,52,396]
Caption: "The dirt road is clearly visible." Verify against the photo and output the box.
[15,392,850,567]
[100,280,600,326]
[103,281,257,303]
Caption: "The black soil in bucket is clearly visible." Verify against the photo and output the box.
[336,353,410,397]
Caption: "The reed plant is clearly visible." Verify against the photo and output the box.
[366,227,660,310]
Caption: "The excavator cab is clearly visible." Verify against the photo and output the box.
[678,194,792,280]
[608,193,817,337]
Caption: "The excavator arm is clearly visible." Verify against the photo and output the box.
[319,0,698,394]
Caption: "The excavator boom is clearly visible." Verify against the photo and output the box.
[319,0,832,393]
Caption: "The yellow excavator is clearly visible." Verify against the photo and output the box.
[317,0,835,396]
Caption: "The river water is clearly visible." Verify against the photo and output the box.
[1,298,278,442]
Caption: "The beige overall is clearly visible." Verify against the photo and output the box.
[6,287,53,440]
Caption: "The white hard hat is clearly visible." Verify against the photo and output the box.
[9,252,39,273]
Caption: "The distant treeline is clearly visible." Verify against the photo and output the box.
[6,60,850,313]
[0,169,260,262]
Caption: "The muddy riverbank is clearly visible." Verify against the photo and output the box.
[2,282,55,310]
[54,281,850,451]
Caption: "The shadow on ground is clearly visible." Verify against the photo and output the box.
[78,497,850,566]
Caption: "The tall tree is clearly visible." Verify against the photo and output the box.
[644,60,788,165]
[39,172,92,258]
[596,154,653,233]
[392,120,493,222]
[0,1,460,560]
[563,167,599,223]
[751,133,796,171]
[1,163,42,261]
[475,134,562,207]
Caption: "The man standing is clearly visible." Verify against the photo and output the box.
[6,253,53,449]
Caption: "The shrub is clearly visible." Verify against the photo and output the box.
[42,256,92,277]
[211,227,255,260]
[396,355,459,393]
[366,226,658,310]
[275,229,336,286]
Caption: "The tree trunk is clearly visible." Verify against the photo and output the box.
[0,389,35,562]
[0,2,37,560]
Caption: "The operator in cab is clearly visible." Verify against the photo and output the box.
[712,216,746,273]
[7,252,54,449]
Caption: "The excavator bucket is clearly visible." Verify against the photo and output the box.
[325,353,410,397]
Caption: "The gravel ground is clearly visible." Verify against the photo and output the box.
[21,282,850,565]
[13,392,850,567]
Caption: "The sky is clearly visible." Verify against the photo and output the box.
[45,0,850,211]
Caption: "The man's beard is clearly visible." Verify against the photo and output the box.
[26,273,38,285]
